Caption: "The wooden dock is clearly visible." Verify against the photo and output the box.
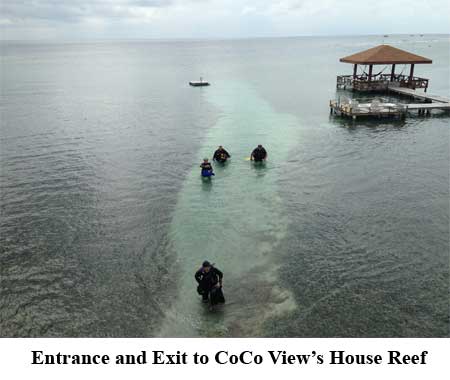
[406,103,450,110]
[330,99,406,119]
[389,87,450,115]
[389,87,450,104]
[330,87,450,119]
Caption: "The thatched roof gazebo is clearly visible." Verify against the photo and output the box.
[337,45,432,92]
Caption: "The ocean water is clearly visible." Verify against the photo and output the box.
[1,35,449,337]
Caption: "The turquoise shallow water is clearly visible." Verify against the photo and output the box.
[160,82,300,336]
[1,35,449,337]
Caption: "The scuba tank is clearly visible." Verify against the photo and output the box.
[200,161,214,177]
[201,169,214,177]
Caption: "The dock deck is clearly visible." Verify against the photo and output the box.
[389,87,450,103]
[330,99,406,119]
[331,87,450,119]
[406,103,450,110]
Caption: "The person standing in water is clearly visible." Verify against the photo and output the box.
[250,144,267,162]
[200,158,214,177]
[213,146,231,163]
[195,261,225,308]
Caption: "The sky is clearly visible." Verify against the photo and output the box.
[1,0,449,40]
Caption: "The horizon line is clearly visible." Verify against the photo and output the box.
[1,32,449,44]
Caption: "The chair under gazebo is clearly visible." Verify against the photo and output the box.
[336,45,432,92]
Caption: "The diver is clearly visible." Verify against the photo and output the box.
[195,261,225,308]
[250,144,268,162]
[213,146,231,163]
[200,158,214,178]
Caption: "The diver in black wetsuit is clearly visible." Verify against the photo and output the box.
[250,144,267,162]
[195,261,225,307]
[213,146,231,163]
[200,158,214,177]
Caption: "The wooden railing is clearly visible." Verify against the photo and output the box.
[336,74,429,91]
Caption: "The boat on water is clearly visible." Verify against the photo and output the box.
[189,77,210,87]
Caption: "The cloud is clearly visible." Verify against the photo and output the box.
[241,6,256,16]
[0,0,176,23]
[0,0,449,39]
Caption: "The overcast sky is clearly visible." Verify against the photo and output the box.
[1,0,449,40]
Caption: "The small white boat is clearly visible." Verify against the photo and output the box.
[189,77,210,87]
